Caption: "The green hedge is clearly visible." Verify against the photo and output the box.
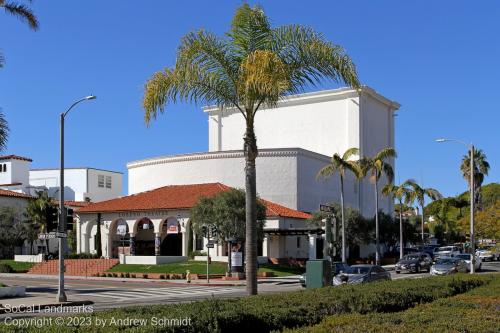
[0,274,493,333]
[287,274,500,333]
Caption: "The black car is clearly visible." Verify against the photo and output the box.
[395,252,432,273]
[332,264,391,285]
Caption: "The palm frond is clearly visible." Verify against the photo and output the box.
[342,147,359,161]
[373,147,397,161]
[227,3,271,60]
[316,164,335,181]
[2,1,39,30]
[271,24,359,94]
[0,110,9,151]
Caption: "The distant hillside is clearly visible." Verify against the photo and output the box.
[425,182,499,216]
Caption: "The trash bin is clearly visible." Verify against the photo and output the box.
[306,259,332,289]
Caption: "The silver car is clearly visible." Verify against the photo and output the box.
[455,254,482,272]
[430,257,468,275]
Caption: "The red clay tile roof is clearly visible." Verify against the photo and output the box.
[77,183,311,219]
[0,189,32,199]
[0,155,32,162]
[0,183,23,186]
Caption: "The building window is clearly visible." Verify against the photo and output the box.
[98,175,104,188]
[297,236,301,248]
[105,176,112,189]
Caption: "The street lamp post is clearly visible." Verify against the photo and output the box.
[57,95,96,302]
[436,138,475,274]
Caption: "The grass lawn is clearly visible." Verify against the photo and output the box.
[108,261,304,276]
[108,261,228,275]
[0,260,35,272]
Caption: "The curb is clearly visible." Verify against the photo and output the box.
[0,300,94,314]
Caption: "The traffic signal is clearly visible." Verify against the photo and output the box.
[66,207,74,231]
[44,205,58,232]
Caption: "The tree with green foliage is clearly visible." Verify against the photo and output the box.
[190,188,266,272]
[382,182,412,259]
[142,3,359,294]
[460,148,490,210]
[190,188,266,242]
[317,147,361,263]
[308,203,372,261]
[0,207,28,258]
[359,148,397,265]
[403,179,442,243]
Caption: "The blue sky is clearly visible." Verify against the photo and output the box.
[0,0,498,198]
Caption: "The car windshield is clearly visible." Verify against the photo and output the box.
[437,247,453,252]
[346,266,370,274]
[403,255,420,260]
[436,258,458,265]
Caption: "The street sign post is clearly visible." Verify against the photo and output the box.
[38,233,56,240]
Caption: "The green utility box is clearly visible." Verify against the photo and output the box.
[306,259,332,289]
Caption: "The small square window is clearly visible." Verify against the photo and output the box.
[98,175,104,188]
[105,176,112,189]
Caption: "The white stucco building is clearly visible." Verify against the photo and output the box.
[30,167,122,202]
[77,86,399,262]
[129,86,399,216]
[0,155,122,203]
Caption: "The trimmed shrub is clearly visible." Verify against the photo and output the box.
[0,264,13,273]
[286,274,500,333]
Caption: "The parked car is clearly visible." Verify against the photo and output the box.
[417,245,441,258]
[434,246,461,259]
[430,257,468,276]
[300,261,350,287]
[395,252,432,274]
[476,246,499,262]
[332,265,391,285]
[455,253,482,272]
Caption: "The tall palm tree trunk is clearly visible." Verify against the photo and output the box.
[399,199,403,260]
[340,175,346,263]
[374,177,380,265]
[420,202,425,243]
[244,120,258,295]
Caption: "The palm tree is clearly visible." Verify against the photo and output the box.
[460,149,489,210]
[382,182,411,260]
[0,0,39,67]
[359,148,396,265]
[142,4,359,295]
[317,147,361,263]
[25,190,52,255]
[403,179,442,243]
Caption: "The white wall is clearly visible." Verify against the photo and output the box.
[207,91,359,157]
[87,169,123,202]
[29,168,122,202]
[0,159,30,187]
[128,149,299,211]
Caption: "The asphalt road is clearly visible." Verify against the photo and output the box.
[0,261,498,318]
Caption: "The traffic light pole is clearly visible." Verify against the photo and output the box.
[57,113,67,303]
